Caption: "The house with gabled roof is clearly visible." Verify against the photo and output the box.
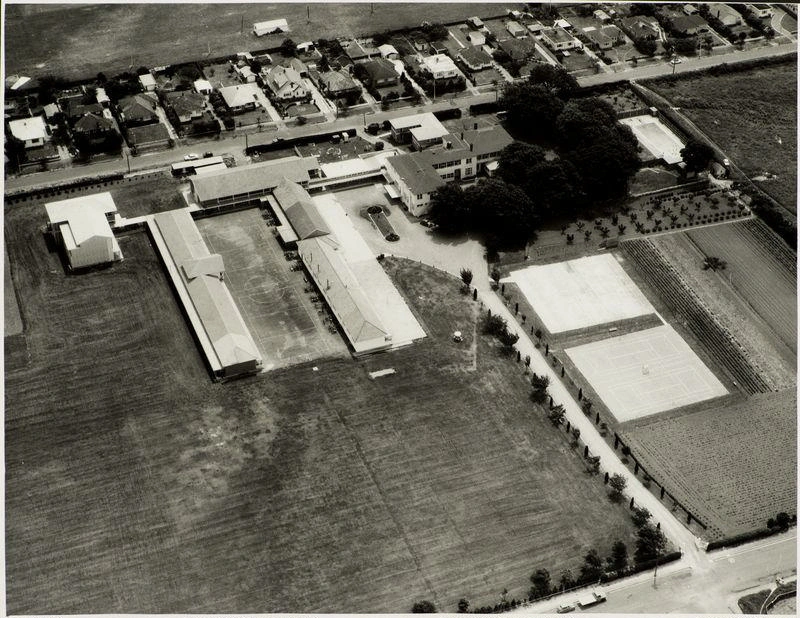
[316,70,361,99]
[218,84,260,114]
[263,65,308,102]
[361,58,400,87]
[72,111,116,139]
[165,90,206,123]
[118,93,159,126]
[457,46,494,72]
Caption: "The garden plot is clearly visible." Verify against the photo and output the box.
[566,325,727,423]
[507,254,656,333]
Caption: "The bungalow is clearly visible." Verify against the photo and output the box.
[671,14,710,35]
[126,122,171,151]
[194,79,214,95]
[62,96,104,123]
[8,115,50,148]
[585,28,613,50]
[72,112,116,139]
[263,65,308,101]
[378,44,399,59]
[506,20,528,38]
[345,39,380,61]
[746,3,773,18]
[235,64,257,83]
[218,84,260,114]
[601,25,625,44]
[139,73,157,91]
[620,15,662,41]
[361,58,400,87]
[593,9,612,22]
[165,90,206,123]
[498,37,538,62]
[466,30,486,46]
[541,27,580,51]
[457,46,494,72]
[421,54,459,80]
[118,93,159,126]
[317,70,361,98]
[713,3,743,26]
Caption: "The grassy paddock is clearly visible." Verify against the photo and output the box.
[648,60,798,213]
[5,211,641,614]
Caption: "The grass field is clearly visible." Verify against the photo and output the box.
[110,175,189,218]
[4,244,24,336]
[649,61,798,213]
[5,3,505,81]
[6,196,640,613]
[622,389,797,539]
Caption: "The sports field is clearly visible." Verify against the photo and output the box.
[566,325,728,423]
[507,254,657,334]
[196,208,349,370]
[619,115,685,165]
[5,199,639,613]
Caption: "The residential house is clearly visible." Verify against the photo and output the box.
[498,37,538,63]
[361,58,400,87]
[506,20,528,38]
[601,25,625,44]
[8,116,50,148]
[283,57,309,77]
[126,122,171,151]
[671,14,710,35]
[555,18,573,30]
[165,90,206,123]
[42,103,60,121]
[746,3,773,18]
[118,93,159,126]
[194,79,214,95]
[345,39,380,61]
[527,21,546,34]
[389,112,446,145]
[317,70,361,99]
[541,27,581,51]
[466,31,486,46]
[421,54,459,80]
[683,4,699,15]
[585,28,613,50]
[620,15,662,41]
[378,44,399,59]
[467,16,485,29]
[263,65,308,101]
[593,9,612,22]
[457,46,494,72]
[72,112,116,141]
[61,96,104,123]
[235,64,257,83]
[218,84,260,114]
[139,73,157,91]
[713,3,743,26]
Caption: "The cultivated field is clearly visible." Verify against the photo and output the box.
[622,389,797,539]
[649,60,798,212]
[5,202,640,614]
[647,221,796,391]
[507,254,657,334]
[196,208,349,370]
[565,325,728,423]
[5,3,505,80]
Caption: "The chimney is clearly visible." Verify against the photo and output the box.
[470,142,473,152]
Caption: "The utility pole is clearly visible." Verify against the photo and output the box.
[307,5,310,23]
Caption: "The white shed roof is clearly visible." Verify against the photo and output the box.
[139,73,157,88]
[194,79,213,92]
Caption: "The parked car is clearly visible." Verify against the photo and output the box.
[669,56,683,65]
[184,153,199,160]
[556,603,575,613]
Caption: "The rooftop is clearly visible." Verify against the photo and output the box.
[543,26,575,44]
[387,152,446,194]
[8,115,48,141]
[45,192,118,247]
[457,46,493,67]
[218,83,261,108]
[389,112,446,132]
[421,54,458,73]
[272,178,330,240]
[672,14,709,31]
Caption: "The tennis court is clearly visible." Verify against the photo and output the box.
[566,325,728,423]
[196,209,349,370]
[507,254,657,334]
[619,115,685,165]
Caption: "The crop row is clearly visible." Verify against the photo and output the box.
[621,239,770,395]
[739,219,797,278]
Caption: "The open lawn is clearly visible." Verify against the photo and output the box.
[110,174,190,218]
[196,208,349,369]
[649,60,798,213]
[5,3,505,81]
[5,202,640,613]
[622,389,797,539]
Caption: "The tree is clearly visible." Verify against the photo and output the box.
[460,268,473,291]
[499,82,564,141]
[530,568,552,599]
[702,256,727,271]
[775,512,791,531]
[548,404,566,426]
[36,74,68,105]
[280,38,298,57]
[412,600,436,613]
[498,328,519,349]
[608,540,629,573]
[527,63,579,99]
[634,37,658,57]
[422,22,449,42]
[490,268,501,289]
[609,473,627,496]
[428,184,473,234]
[580,548,604,583]
[631,506,651,529]
[467,179,539,247]
[634,524,666,564]
[318,54,331,73]
[680,140,715,172]
[559,569,575,591]
[457,599,470,613]
[484,313,508,337]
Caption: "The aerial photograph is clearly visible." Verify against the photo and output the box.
[2,0,797,615]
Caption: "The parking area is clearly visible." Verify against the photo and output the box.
[196,208,349,370]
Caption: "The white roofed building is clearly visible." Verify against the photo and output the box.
[194,79,214,95]
[9,116,50,149]
[421,54,459,80]
[218,84,260,113]
[139,73,157,91]
[45,192,122,270]
[253,18,289,36]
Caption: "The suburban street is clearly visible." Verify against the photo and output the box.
[5,41,796,194]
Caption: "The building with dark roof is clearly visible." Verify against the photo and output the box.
[118,93,159,126]
[316,70,361,98]
[361,58,400,87]
[165,90,206,123]
[457,46,494,71]
[72,111,117,138]
[671,14,710,35]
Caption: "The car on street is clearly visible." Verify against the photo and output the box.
[556,603,575,613]
[184,153,200,160]
[670,56,683,65]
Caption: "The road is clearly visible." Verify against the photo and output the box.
[6,41,796,194]
[515,529,796,614]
